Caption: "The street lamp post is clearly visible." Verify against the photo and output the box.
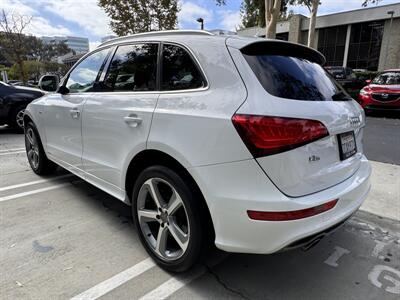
[384,10,394,69]
[196,18,204,30]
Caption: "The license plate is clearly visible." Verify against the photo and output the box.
[338,131,357,160]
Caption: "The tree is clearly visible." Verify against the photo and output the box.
[240,0,264,28]
[37,41,71,62]
[8,60,69,81]
[362,0,382,6]
[289,0,319,48]
[306,0,319,48]
[98,0,179,35]
[265,0,282,38]
[219,1,290,38]
[0,10,32,83]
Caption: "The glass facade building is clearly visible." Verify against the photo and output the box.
[41,36,89,54]
[347,21,384,70]
[238,3,400,71]
[316,21,385,70]
[317,25,347,67]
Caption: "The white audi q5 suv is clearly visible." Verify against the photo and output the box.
[24,30,371,272]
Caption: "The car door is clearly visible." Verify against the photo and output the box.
[44,48,111,175]
[81,43,159,196]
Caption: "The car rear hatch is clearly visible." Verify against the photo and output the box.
[228,39,365,197]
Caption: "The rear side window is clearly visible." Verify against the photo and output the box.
[103,43,158,91]
[243,53,350,101]
[161,44,205,91]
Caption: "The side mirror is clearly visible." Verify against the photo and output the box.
[57,85,69,95]
[38,75,59,92]
[365,79,371,85]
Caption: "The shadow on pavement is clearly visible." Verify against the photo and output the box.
[366,110,400,119]
[0,125,23,135]
[66,177,399,300]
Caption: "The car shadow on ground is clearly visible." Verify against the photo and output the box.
[366,110,400,119]
[60,174,399,300]
[0,125,23,135]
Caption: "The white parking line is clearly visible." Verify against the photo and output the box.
[140,255,226,300]
[0,183,71,202]
[0,150,26,156]
[70,258,156,300]
[0,147,25,153]
[139,266,206,300]
[0,174,73,192]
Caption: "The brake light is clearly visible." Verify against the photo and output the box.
[247,199,338,221]
[232,114,329,157]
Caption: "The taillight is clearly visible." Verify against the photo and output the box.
[232,114,329,157]
[247,199,338,221]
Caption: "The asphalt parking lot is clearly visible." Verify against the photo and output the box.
[1,116,399,300]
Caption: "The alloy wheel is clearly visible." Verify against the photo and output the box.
[137,178,190,261]
[26,128,40,169]
[16,109,25,129]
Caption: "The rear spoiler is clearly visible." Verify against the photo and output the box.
[229,39,326,65]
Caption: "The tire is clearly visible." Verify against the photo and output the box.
[132,165,205,272]
[10,105,26,133]
[24,121,57,175]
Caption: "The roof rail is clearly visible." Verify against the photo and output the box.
[98,30,214,48]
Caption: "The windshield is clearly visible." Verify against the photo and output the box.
[243,54,351,101]
[372,71,400,85]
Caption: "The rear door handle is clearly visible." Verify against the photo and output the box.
[70,108,80,119]
[124,115,142,127]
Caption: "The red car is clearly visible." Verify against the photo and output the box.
[358,69,400,113]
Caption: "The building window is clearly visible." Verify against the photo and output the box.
[317,25,347,66]
[347,21,384,71]
[276,32,289,41]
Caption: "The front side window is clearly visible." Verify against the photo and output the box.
[161,44,205,91]
[243,54,351,101]
[66,49,109,93]
[372,71,400,85]
[103,43,158,91]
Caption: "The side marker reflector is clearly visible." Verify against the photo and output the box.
[247,199,338,221]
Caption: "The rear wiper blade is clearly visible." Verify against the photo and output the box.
[332,91,352,101]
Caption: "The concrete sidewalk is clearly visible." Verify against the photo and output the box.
[360,160,400,221]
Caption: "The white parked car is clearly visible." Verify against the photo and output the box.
[24,30,371,272]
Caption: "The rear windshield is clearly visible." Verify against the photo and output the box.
[243,54,351,101]
[372,71,400,85]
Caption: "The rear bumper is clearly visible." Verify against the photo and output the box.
[190,155,371,254]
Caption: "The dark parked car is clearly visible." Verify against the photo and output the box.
[325,66,364,98]
[0,81,44,132]
[358,69,400,114]
[325,66,355,80]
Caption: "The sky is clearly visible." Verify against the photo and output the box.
[2,0,400,50]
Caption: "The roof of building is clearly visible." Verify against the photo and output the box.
[238,2,400,35]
